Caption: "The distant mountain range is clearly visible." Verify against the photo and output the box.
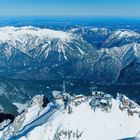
[0,26,140,84]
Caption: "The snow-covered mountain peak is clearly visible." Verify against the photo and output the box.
[101,29,140,50]
[113,30,140,39]
[0,26,75,56]
[0,92,140,140]
[90,27,108,35]
[0,26,90,63]
[0,26,74,42]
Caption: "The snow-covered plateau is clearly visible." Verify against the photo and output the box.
[0,91,140,140]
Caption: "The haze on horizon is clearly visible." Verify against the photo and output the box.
[0,0,139,17]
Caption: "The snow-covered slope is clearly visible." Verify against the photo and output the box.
[0,92,140,140]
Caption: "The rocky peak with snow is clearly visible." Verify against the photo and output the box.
[0,92,140,140]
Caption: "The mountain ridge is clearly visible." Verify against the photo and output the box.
[0,26,140,84]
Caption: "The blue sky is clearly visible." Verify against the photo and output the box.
[0,0,140,17]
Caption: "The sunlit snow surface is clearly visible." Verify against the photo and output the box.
[0,93,139,140]
[20,100,140,140]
